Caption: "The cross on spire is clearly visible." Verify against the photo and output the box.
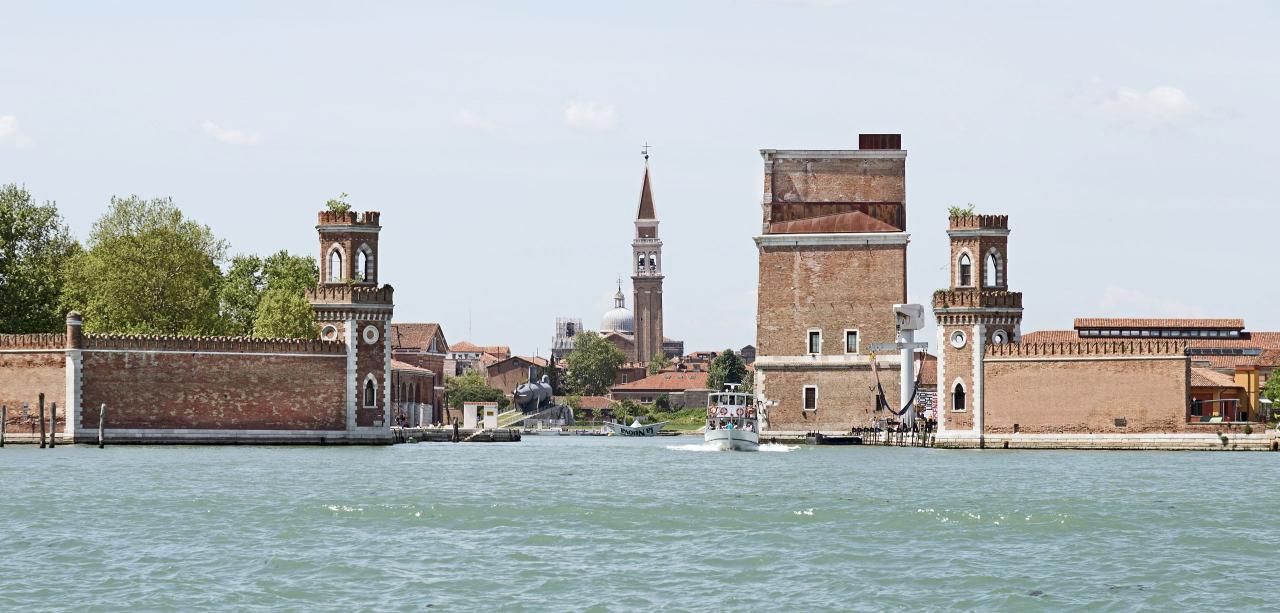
[641,142,651,161]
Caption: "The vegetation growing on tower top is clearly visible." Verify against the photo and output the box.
[325,192,352,214]
[947,203,976,217]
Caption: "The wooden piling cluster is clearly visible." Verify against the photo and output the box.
[0,392,107,448]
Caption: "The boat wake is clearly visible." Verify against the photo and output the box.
[665,442,723,452]
[758,443,797,453]
[665,442,798,453]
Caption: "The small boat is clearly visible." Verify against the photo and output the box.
[806,432,863,446]
[705,384,759,451]
[605,419,669,437]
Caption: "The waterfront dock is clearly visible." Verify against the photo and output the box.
[393,427,522,443]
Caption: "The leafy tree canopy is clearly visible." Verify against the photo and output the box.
[221,250,318,337]
[444,371,509,410]
[62,196,227,334]
[0,185,80,333]
[647,351,672,375]
[565,331,627,396]
[707,349,749,392]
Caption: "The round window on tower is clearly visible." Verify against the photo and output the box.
[992,330,1008,345]
[950,330,967,349]
[363,325,380,345]
[321,325,338,341]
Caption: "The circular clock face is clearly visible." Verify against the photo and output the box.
[363,325,381,345]
[950,330,967,349]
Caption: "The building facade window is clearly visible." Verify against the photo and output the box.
[803,385,818,411]
[952,381,966,412]
[807,330,822,355]
[950,330,967,349]
[958,253,972,287]
[991,329,1008,345]
[364,377,377,407]
[984,252,999,287]
[844,330,859,354]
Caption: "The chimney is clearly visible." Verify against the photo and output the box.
[858,134,902,150]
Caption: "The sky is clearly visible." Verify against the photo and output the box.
[2,1,1278,358]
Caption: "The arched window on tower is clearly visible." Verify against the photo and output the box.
[648,254,656,273]
[952,381,966,412]
[958,253,972,287]
[357,246,373,283]
[328,249,343,282]
[984,252,1000,287]
[364,378,377,407]
[637,253,645,273]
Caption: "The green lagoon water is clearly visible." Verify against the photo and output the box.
[1,436,1276,611]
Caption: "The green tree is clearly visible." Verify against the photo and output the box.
[564,331,627,395]
[61,196,227,334]
[252,289,317,338]
[1263,374,1280,410]
[0,185,80,333]
[647,351,672,375]
[947,203,976,217]
[444,371,509,410]
[220,254,263,335]
[707,349,748,392]
[654,393,671,411]
[220,250,317,337]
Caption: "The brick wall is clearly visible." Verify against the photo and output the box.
[983,356,1190,433]
[759,367,901,431]
[0,348,67,432]
[756,244,905,356]
[80,349,347,430]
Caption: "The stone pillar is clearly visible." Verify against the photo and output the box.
[64,312,83,441]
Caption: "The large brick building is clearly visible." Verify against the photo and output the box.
[753,134,909,431]
[0,209,401,444]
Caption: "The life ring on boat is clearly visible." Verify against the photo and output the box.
[719,407,729,416]
[707,407,716,417]
[747,408,756,418]
[736,408,745,417]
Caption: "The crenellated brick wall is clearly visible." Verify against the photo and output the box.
[0,333,67,349]
[317,211,381,226]
[949,214,1008,230]
[83,334,345,354]
[986,339,1186,358]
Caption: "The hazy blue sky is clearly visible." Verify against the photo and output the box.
[3,1,1277,357]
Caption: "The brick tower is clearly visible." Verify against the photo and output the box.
[308,210,395,436]
[632,164,664,364]
[932,213,1022,439]
[753,134,909,432]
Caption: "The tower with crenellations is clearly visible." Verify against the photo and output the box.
[308,210,395,432]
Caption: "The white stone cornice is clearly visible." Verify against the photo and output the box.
[947,228,1010,238]
[316,225,381,233]
[755,232,910,248]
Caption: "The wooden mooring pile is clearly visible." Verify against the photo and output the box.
[0,392,108,448]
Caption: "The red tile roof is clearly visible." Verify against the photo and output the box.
[1074,318,1244,329]
[391,359,435,376]
[769,210,900,234]
[917,352,937,386]
[1191,367,1240,389]
[390,323,445,352]
[449,341,511,357]
[611,371,710,392]
[575,395,613,410]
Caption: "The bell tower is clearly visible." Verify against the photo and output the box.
[632,163,664,364]
[932,213,1022,440]
[308,210,394,436]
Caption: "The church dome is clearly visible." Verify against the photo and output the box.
[602,306,634,333]
[601,283,634,333]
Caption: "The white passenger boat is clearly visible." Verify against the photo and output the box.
[705,385,759,451]
[605,419,668,437]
